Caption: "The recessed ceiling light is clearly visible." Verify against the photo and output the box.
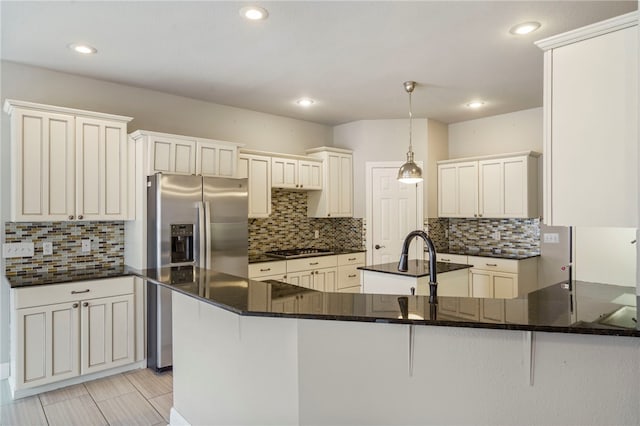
[240,6,269,21]
[296,98,315,107]
[68,43,97,54]
[466,101,485,109]
[509,21,541,35]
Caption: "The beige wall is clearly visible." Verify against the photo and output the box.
[448,107,543,158]
[0,60,334,368]
[333,118,450,219]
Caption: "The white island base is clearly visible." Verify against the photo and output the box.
[362,268,470,297]
[169,291,639,426]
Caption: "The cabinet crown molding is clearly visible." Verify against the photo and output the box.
[535,11,638,51]
[3,99,133,122]
[129,129,244,147]
[437,151,540,165]
[305,146,353,155]
[240,148,321,163]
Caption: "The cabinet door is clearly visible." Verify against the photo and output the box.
[470,269,492,298]
[297,293,324,314]
[76,117,128,220]
[11,109,75,221]
[492,273,517,299]
[457,162,478,218]
[81,294,134,375]
[15,302,80,389]
[196,141,237,177]
[299,160,322,190]
[478,159,503,218]
[241,154,271,218]
[270,296,297,313]
[314,267,338,292]
[437,164,458,217]
[272,157,298,188]
[548,25,637,227]
[149,136,196,175]
[286,271,313,289]
[481,299,505,323]
[338,154,353,216]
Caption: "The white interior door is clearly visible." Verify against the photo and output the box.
[366,162,423,266]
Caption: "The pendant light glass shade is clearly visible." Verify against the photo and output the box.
[397,81,423,184]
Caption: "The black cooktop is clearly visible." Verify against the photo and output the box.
[265,248,334,259]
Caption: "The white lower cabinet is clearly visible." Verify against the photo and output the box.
[286,268,337,292]
[10,277,136,394]
[467,256,537,299]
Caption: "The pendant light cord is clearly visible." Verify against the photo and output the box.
[408,89,413,154]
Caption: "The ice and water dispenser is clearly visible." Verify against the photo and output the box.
[170,224,194,264]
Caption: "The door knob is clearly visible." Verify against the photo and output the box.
[374,244,385,250]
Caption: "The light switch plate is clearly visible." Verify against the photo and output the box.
[543,233,560,244]
[2,242,35,258]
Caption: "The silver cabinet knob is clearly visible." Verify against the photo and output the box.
[72,303,79,308]
[83,302,89,307]
[69,215,74,220]
[78,215,83,220]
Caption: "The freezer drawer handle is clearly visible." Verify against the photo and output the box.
[71,289,90,294]
[260,268,271,272]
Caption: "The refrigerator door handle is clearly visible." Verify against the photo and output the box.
[197,201,206,269]
[204,201,212,270]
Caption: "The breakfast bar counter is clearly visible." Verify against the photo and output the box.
[132,266,640,426]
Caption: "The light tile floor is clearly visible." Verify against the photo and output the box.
[0,369,172,426]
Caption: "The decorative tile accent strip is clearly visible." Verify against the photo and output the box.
[424,217,450,252]
[448,218,540,256]
[249,189,364,254]
[5,222,124,275]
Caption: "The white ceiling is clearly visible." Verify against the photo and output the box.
[1,1,636,126]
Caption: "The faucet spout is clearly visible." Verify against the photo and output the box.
[398,230,438,304]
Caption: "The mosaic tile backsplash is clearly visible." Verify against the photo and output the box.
[5,222,124,275]
[249,189,364,254]
[448,218,540,256]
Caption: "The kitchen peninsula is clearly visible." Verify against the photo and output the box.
[136,266,639,426]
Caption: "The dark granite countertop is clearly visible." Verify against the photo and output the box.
[358,260,471,278]
[438,249,540,260]
[5,265,133,288]
[249,248,366,264]
[7,264,638,338]
[134,266,639,338]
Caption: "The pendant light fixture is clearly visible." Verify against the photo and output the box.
[397,81,423,184]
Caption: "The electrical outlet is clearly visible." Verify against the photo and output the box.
[81,239,92,253]
[2,242,35,258]
[314,230,320,239]
[43,241,53,255]
[493,231,501,241]
[543,233,560,244]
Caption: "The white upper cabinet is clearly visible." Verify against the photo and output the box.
[238,153,271,218]
[271,156,322,190]
[132,130,241,178]
[438,161,478,218]
[536,12,638,227]
[306,147,353,217]
[438,152,539,219]
[4,100,132,222]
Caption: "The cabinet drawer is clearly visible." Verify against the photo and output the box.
[13,277,134,309]
[337,252,365,266]
[433,253,468,264]
[287,255,337,273]
[336,286,361,293]
[337,265,361,290]
[467,256,518,273]
[249,261,287,278]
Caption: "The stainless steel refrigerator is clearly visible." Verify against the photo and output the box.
[147,173,248,370]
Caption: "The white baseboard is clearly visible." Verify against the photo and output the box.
[0,362,9,380]
[170,407,191,426]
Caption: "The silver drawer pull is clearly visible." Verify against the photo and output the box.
[260,268,271,272]
[309,262,319,265]
[348,274,357,278]
[71,289,90,294]
[348,257,356,261]
[486,263,497,267]
[441,258,450,262]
